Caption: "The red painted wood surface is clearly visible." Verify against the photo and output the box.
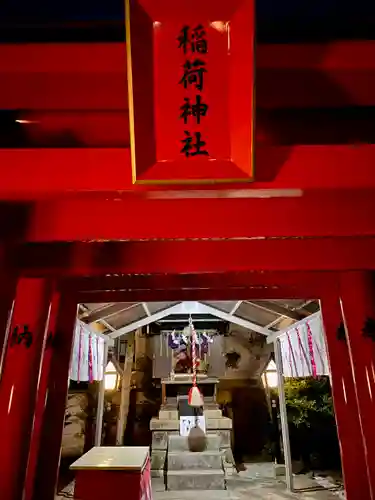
[0,44,127,111]
[320,293,372,500]
[0,42,375,111]
[72,271,338,292]
[0,246,16,370]
[11,111,130,148]
[0,38,374,196]
[74,459,151,500]
[76,287,318,302]
[32,296,78,500]
[1,145,375,198]
[28,191,375,241]
[3,107,375,149]
[14,238,375,277]
[23,290,61,500]
[2,41,374,74]
[0,278,52,500]
[339,272,375,498]
[0,286,14,373]
[73,271,338,301]
[127,0,254,183]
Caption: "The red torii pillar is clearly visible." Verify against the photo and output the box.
[0,277,53,500]
[23,291,62,500]
[0,278,15,366]
[320,293,372,500]
[0,246,16,367]
[31,293,78,500]
[339,271,375,498]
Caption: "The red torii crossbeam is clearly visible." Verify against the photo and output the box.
[13,238,375,277]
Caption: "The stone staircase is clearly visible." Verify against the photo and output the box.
[167,434,225,491]
[150,401,235,479]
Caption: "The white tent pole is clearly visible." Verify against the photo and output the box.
[274,338,293,491]
[95,341,109,446]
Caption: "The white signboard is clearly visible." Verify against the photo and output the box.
[180,416,206,436]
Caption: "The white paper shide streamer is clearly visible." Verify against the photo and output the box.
[279,313,329,378]
[69,320,105,382]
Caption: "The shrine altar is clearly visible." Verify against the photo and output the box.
[70,446,152,500]
[150,374,235,478]
[161,374,218,408]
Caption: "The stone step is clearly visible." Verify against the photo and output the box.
[206,417,232,430]
[203,403,219,409]
[153,490,232,500]
[203,409,222,419]
[168,451,223,470]
[168,434,220,452]
[159,410,179,420]
[167,470,225,491]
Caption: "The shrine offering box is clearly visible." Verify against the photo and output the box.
[70,446,152,500]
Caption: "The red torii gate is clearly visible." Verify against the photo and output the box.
[0,1,375,499]
[1,263,375,500]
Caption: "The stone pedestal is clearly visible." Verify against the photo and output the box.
[150,406,236,480]
[274,464,286,478]
[167,435,225,490]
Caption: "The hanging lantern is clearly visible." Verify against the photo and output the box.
[261,359,278,390]
[104,361,119,391]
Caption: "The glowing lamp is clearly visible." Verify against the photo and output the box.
[261,359,278,389]
[104,361,119,391]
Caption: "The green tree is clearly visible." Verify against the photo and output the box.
[283,376,334,427]
[272,376,340,470]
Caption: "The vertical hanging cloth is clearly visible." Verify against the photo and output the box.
[91,336,99,381]
[91,335,105,381]
[296,327,311,376]
[286,332,299,377]
[279,313,329,378]
[69,322,82,382]
[88,334,94,383]
[188,316,204,407]
[79,328,90,382]
[77,324,84,382]
[307,315,327,376]
[96,336,105,381]
[306,322,317,378]
[69,321,106,382]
